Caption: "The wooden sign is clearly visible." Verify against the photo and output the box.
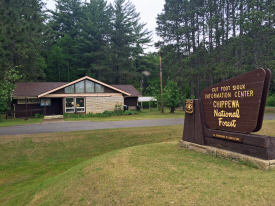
[201,69,270,133]
[182,68,274,160]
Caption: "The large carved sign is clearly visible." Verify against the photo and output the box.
[201,68,271,133]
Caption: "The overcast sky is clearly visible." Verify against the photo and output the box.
[42,0,165,53]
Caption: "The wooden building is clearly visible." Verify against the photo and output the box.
[12,76,141,117]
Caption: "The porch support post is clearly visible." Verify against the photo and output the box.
[25,97,28,120]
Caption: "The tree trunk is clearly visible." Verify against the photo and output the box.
[170,106,175,113]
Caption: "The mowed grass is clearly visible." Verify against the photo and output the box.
[65,108,185,122]
[28,142,275,206]
[1,107,274,127]
[1,121,275,205]
[0,125,182,205]
[0,115,43,127]
[254,119,275,136]
[263,106,275,114]
[0,109,184,127]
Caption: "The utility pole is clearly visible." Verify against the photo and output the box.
[159,41,164,113]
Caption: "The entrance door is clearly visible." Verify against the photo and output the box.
[45,98,63,115]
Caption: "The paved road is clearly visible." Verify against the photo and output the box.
[0,118,185,136]
[262,114,275,120]
[1,114,275,136]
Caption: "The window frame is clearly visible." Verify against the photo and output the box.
[17,98,40,104]
[95,83,104,93]
[65,98,75,113]
[64,80,105,94]
[65,84,75,93]
[75,81,85,93]
[75,97,85,112]
[65,97,85,113]
[85,79,95,93]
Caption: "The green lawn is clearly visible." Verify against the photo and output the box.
[29,142,275,205]
[1,122,275,205]
[263,107,275,114]
[0,115,43,127]
[2,107,275,127]
[65,108,185,122]
[0,125,182,205]
[0,109,185,127]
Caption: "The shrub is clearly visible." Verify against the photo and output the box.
[40,114,44,118]
[267,94,275,106]
[114,103,123,113]
[70,113,79,118]
[103,110,113,116]
[63,113,69,118]
[34,113,40,118]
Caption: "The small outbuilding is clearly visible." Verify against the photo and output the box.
[138,97,157,109]
[12,76,141,117]
[111,85,142,109]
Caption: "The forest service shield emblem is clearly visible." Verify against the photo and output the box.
[185,100,194,114]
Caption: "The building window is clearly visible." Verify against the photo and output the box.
[76,98,85,112]
[65,85,75,93]
[75,81,84,93]
[65,97,85,113]
[86,80,94,92]
[18,98,40,104]
[95,83,104,93]
[64,80,104,93]
[65,98,75,113]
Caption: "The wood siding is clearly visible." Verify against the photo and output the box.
[14,98,63,117]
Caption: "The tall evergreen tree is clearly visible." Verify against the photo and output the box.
[156,0,275,98]
[0,0,47,82]
[74,0,112,82]
[50,0,83,38]
[110,0,152,84]
[0,0,46,113]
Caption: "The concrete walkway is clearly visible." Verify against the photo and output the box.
[42,118,65,124]
[0,118,184,136]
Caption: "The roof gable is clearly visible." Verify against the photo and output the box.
[38,76,130,97]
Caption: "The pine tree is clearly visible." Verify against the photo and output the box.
[50,0,83,38]
[0,0,46,113]
[0,0,47,81]
[110,0,152,84]
[74,0,113,82]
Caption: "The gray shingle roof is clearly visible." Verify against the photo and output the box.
[111,85,141,96]
[13,82,141,97]
[13,82,68,97]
